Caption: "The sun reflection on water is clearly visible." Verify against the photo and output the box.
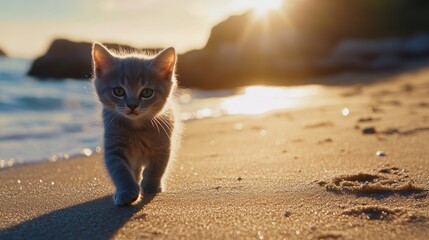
[179,85,328,121]
[221,85,322,115]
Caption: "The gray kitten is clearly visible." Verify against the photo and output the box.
[92,43,178,206]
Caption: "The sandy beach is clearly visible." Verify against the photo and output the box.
[1,69,429,239]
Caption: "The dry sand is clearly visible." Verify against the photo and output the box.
[1,69,429,239]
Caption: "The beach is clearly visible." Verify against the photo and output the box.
[1,69,429,239]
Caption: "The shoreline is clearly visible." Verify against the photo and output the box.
[0,84,337,169]
[1,68,429,239]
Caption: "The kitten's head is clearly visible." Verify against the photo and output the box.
[92,43,176,120]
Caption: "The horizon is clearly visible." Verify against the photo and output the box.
[0,0,284,58]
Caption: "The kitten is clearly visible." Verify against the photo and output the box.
[92,43,179,206]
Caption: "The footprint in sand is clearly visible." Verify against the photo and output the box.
[317,167,426,195]
[342,205,427,223]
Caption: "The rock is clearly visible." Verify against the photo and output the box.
[178,14,429,88]
[28,39,161,79]
[376,151,387,157]
[362,127,377,134]
[177,8,338,89]
[28,39,92,79]
[205,12,253,50]
[0,48,6,57]
[176,49,217,88]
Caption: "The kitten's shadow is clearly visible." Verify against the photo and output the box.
[0,194,155,240]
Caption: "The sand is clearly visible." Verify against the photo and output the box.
[1,68,429,239]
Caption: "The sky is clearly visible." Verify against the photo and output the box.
[0,0,281,58]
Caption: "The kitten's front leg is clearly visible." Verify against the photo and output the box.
[104,150,140,206]
[141,152,169,195]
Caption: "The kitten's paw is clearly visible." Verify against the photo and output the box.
[113,186,140,206]
[142,184,162,195]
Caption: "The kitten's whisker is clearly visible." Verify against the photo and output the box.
[154,117,170,137]
[156,115,174,133]
[104,111,117,128]
[159,118,173,134]
[149,117,161,135]
[152,117,162,135]
[160,116,174,129]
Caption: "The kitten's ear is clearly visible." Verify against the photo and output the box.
[92,42,115,78]
[152,47,176,80]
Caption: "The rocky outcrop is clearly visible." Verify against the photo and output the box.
[28,39,161,79]
[177,0,429,89]
[28,0,429,89]
[0,48,6,57]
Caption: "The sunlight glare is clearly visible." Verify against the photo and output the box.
[245,0,283,15]
[221,85,321,115]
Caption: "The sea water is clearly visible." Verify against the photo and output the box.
[0,57,326,167]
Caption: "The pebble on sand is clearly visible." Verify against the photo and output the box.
[362,127,377,134]
[376,151,386,157]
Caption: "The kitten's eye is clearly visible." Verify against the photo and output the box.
[140,88,154,98]
[112,87,125,97]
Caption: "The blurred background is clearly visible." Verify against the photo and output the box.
[1,0,429,166]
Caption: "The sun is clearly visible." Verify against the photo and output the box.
[245,0,283,15]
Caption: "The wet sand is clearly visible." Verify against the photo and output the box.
[1,69,429,239]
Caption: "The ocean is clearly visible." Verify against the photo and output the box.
[0,57,327,168]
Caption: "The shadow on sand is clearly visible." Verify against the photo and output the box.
[0,194,155,240]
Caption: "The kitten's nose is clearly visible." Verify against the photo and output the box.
[127,104,138,110]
